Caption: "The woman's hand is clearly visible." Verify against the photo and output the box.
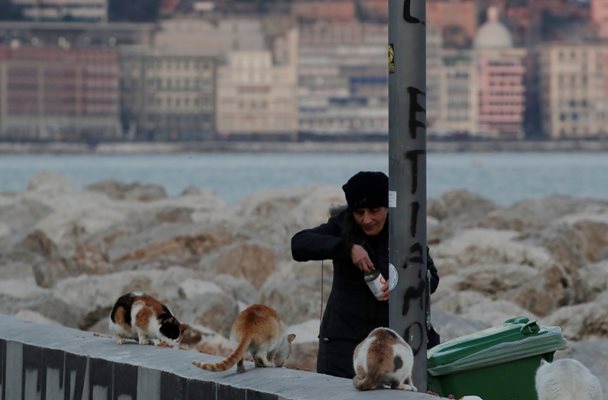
[351,244,374,272]
[379,275,389,301]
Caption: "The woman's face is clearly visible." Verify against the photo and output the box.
[352,207,388,236]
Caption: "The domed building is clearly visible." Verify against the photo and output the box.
[473,7,527,139]
[474,7,514,50]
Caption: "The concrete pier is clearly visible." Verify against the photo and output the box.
[0,314,438,400]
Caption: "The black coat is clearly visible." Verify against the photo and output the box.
[291,208,439,377]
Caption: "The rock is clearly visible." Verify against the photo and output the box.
[434,289,493,316]
[22,175,132,250]
[235,185,343,257]
[200,241,277,289]
[0,198,52,249]
[27,171,73,193]
[431,309,491,342]
[180,186,204,196]
[0,260,35,280]
[86,180,167,202]
[285,319,319,372]
[146,190,229,225]
[0,222,9,238]
[0,278,48,301]
[289,185,345,230]
[427,216,441,245]
[560,212,608,263]
[176,291,239,337]
[260,274,329,326]
[483,195,606,233]
[511,264,575,316]
[450,263,571,316]
[433,228,578,316]
[427,190,498,240]
[434,228,555,276]
[17,230,71,288]
[544,301,608,341]
[14,310,61,326]
[19,230,111,288]
[210,274,260,305]
[0,278,68,326]
[152,207,194,224]
[582,261,608,301]
[193,324,233,356]
[455,263,538,299]
[178,280,224,299]
[460,300,537,327]
[49,266,200,329]
[110,224,235,270]
[538,223,588,271]
[27,295,86,329]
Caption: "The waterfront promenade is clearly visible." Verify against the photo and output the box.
[1,139,608,154]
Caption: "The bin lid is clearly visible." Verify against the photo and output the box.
[427,316,568,376]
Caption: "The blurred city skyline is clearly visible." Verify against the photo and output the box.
[0,0,607,145]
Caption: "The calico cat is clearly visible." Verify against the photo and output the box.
[535,358,603,400]
[192,304,296,373]
[352,327,417,391]
[108,292,189,346]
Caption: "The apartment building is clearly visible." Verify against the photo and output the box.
[427,0,477,48]
[359,0,388,21]
[0,21,155,48]
[0,45,120,140]
[427,27,443,130]
[292,0,356,22]
[153,18,265,56]
[475,49,526,138]
[429,7,525,138]
[539,43,608,138]
[433,49,477,136]
[120,47,216,141]
[591,0,608,39]
[298,22,387,139]
[216,26,299,139]
[11,0,107,22]
[473,7,526,139]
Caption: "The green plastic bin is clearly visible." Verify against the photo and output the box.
[427,317,568,400]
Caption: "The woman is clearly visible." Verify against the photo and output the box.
[291,171,439,378]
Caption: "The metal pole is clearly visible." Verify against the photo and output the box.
[388,0,428,391]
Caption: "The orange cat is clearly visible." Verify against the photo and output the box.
[192,304,296,373]
[109,292,189,346]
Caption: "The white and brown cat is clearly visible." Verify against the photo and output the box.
[353,327,417,391]
[109,292,189,346]
[535,358,603,400]
[192,304,296,373]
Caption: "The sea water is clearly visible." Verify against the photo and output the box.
[0,152,606,206]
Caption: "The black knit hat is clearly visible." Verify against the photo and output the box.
[342,171,388,210]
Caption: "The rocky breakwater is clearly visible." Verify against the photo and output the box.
[0,171,606,393]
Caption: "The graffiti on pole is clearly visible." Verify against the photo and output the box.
[398,83,427,355]
[403,0,424,24]
[407,87,425,139]
[405,149,425,194]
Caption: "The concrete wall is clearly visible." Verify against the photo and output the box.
[0,314,435,400]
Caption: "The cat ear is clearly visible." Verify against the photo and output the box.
[540,358,549,365]
[287,334,296,343]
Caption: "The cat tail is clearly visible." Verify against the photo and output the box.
[192,336,251,372]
